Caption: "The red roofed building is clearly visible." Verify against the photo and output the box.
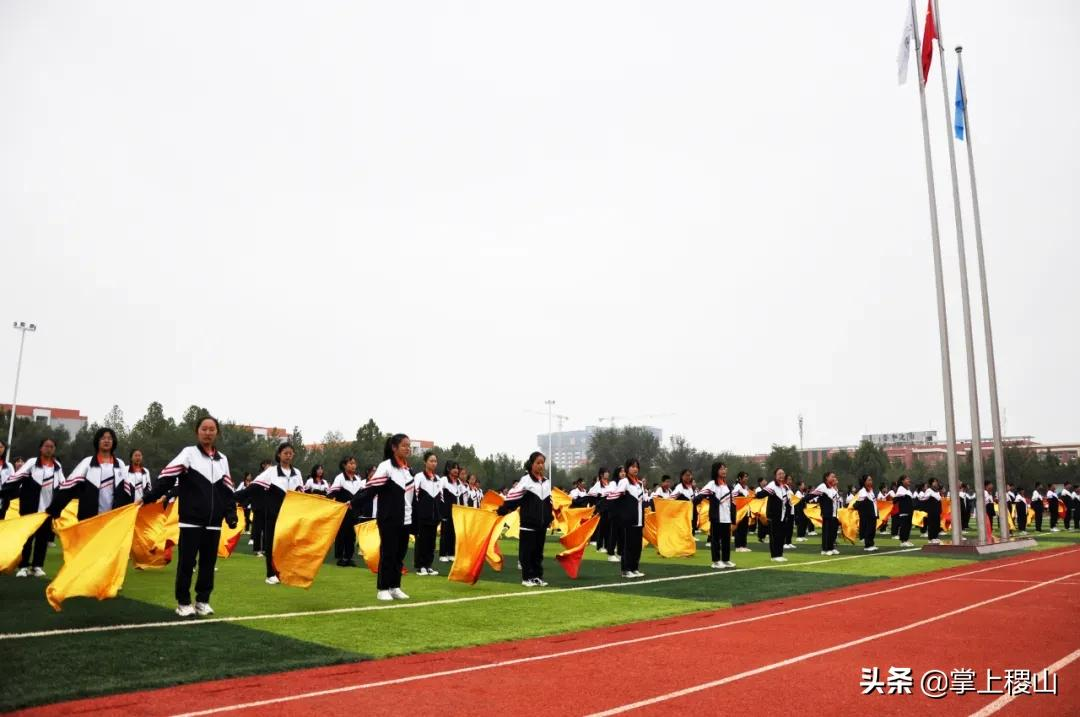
[238,425,289,440]
[0,403,88,437]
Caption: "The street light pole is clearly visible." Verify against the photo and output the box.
[6,322,38,461]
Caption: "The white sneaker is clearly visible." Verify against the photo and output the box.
[194,602,214,616]
[176,604,196,617]
[1051,528,1061,532]
[607,555,621,563]
[807,531,817,536]
[439,556,451,562]
[427,568,439,576]
[864,546,878,552]
[597,547,607,554]
[735,547,752,553]
[633,570,645,577]
[265,575,280,585]
[900,541,915,547]
[15,567,29,578]
[710,561,724,569]
[621,571,635,578]
[376,590,394,601]
[522,579,538,587]
[784,544,796,549]
[31,567,47,578]
[771,557,787,562]
[795,537,807,542]
[821,550,831,555]
[446,555,455,561]
[390,588,409,600]
[831,550,841,555]
[247,538,254,546]
[724,561,736,568]
[929,539,942,545]
[535,578,549,586]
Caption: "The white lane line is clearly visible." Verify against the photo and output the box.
[585,569,1080,716]
[967,648,1080,717]
[0,546,921,641]
[166,548,1079,717]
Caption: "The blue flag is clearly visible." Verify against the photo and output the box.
[954,69,965,140]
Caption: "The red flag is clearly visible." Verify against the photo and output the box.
[921,1,936,84]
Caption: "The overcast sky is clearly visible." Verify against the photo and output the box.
[2,1,1077,461]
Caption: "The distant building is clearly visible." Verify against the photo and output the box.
[238,425,289,441]
[0,403,88,437]
[538,425,663,468]
[409,439,436,457]
[862,430,938,446]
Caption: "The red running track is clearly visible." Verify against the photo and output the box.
[18,547,1080,717]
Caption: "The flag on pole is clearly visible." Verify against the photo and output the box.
[921,0,936,84]
[954,68,966,139]
[897,2,916,85]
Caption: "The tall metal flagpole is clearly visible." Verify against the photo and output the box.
[931,0,987,544]
[909,0,962,543]
[956,47,1010,539]
[545,399,554,478]
[6,322,37,462]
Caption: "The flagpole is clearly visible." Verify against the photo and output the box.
[931,0,987,544]
[908,0,962,544]
[956,46,1010,540]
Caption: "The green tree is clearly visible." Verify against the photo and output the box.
[765,444,803,482]
[588,426,662,477]
[851,440,890,487]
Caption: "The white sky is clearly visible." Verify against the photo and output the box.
[2,1,1077,459]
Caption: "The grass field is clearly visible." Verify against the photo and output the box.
[2,528,1079,712]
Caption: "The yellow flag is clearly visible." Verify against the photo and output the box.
[643,509,657,546]
[480,490,505,512]
[836,507,860,544]
[269,492,346,588]
[54,499,79,531]
[912,510,927,528]
[0,512,47,573]
[501,509,521,539]
[551,487,572,511]
[218,505,247,558]
[562,507,594,535]
[790,495,802,508]
[555,514,600,578]
[1007,506,1017,532]
[652,498,695,558]
[696,501,711,532]
[355,520,381,574]
[875,501,893,530]
[448,505,502,584]
[739,497,768,526]
[3,498,21,519]
[131,500,179,569]
[802,502,823,528]
[1026,505,1035,526]
[46,504,139,611]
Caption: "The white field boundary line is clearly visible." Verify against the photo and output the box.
[585,569,1080,716]
[165,548,1080,717]
[0,546,917,641]
[952,577,1080,586]
[968,648,1080,717]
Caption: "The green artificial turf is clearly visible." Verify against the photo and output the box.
[1,528,1077,711]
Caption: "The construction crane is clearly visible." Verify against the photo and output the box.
[524,408,568,433]
[597,412,675,428]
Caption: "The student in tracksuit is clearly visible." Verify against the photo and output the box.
[236,442,304,585]
[1063,483,1076,530]
[3,438,63,577]
[764,469,790,561]
[732,472,752,551]
[250,459,271,555]
[984,482,997,526]
[588,467,613,553]
[812,471,841,555]
[114,449,152,507]
[1015,488,1029,534]
[958,483,973,531]
[50,427,126,522]
[0,440,12,520]
[142,416,238,617]
[855,474,879,551]
[497,451,553,587]
[893,475,916,547]
[413,451,443,576]
[755,477,771,543]
[304,464,330,496]
[355,434,415,601]
[607,465,628,562]
[1046,486,1061,531]
[923,478,943,544]
[438,461,463,562]
[671,469,695,537]
[1031,484,1045,532]
[608,458,646,578]
[695,461,734,569]
[329,456,362,566]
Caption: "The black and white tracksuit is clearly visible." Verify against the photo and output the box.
[732,483,751,548]
[329,472,362,562]
[498,474,553,581]
[609,477,645,573]
[114,466,152,507]
[142,446,236,606]
[588,480,613,552]
[764,481,790,557]
[304,478,330,497]
[236,465,303,578]
[1032,490,1044,531]
[413,472,443,571]
[50,455,126,521]
[3,457,63,569]
[695,480,733,563]
[353,459,414,591]
[893,486,914,542]
[855,487,878,548]
[438,477,465,558]
[923,488,942,540]
[812,483,841,552]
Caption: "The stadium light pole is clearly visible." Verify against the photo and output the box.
[545,400,555,479]
[6,321,37,461]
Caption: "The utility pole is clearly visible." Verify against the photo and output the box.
[6,321,37,461]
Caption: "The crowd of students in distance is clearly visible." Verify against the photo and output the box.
[2,420,1078,617]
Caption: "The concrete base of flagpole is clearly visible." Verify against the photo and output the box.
[921,537,1038,555]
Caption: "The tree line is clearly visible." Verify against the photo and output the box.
[2,404,1076,493]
